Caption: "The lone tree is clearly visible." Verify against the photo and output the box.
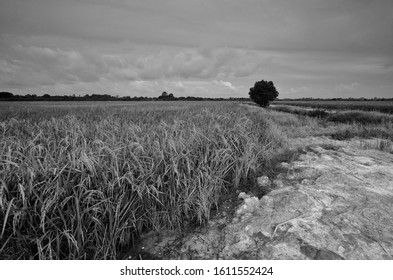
[248,80,279,107]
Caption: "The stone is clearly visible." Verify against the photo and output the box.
[257,176,271,188]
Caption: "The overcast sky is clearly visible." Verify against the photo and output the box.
[1,0,392,98]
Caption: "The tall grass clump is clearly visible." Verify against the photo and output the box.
[0,101,285,259]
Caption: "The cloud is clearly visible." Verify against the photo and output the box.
[2,41,391,99]
[215,80,236,90]
[1,0,393,98]
[285,86,311,94]
[134,47,262,80]
[2,0,391,54]
[1,42,270,89]
[335,82,360,93]
[0,44,109,86]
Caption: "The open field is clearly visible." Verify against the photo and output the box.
[0,101,290,259]
[272,100,393,114]
[1,101,393,260]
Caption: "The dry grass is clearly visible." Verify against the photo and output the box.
[268,105,393,141]
[273,100,393,114]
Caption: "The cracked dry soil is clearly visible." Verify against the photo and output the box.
[129,139,393,260]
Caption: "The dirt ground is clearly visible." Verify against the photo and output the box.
[128,137,393,260]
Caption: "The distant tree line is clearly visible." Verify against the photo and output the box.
[0,91,250,102]
[1,91,391,102]
[276,97,393,101]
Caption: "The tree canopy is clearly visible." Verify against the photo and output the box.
[0,92,14,99]
[248,80,279,107]
[158,91,175,100]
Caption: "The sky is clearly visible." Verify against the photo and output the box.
[1,0,392,99]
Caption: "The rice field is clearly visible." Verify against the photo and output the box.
[3,100,392,260]
[0,101,288,259]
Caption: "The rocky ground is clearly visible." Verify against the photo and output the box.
[128,137,393,260]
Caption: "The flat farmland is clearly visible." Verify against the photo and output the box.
[0,101,287,259]
[2,100,393,260]
[272,100,393,114]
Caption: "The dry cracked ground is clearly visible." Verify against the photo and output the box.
[129,137,393,260]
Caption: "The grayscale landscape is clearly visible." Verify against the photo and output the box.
[1,0,392,260]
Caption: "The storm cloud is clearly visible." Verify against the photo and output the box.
[1,0,392,98]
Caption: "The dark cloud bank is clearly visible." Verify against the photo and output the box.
[1,0,392,98]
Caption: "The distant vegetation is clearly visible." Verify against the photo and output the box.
[2,91,392,106]
[157,91,175,100]
[0,91,248,102]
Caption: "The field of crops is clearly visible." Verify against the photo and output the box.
[3,100,393,260]
[272,100,393,114]
[0,101,288,259]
